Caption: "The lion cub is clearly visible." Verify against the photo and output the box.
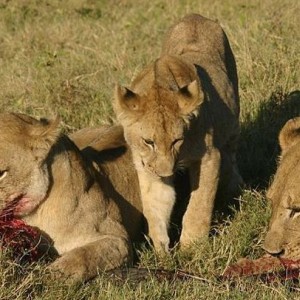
[263,118,300,259]
[114,14,242,252]
[0,113,143,282]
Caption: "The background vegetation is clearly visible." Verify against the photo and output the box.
[0,0,299,299]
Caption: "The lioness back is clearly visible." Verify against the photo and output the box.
[114,14,241,251]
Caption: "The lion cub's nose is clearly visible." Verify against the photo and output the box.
[262,232,284,255]
[262,244,284,256]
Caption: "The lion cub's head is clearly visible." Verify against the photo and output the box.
[263,117,300,258]
[0,113,60,217]
[114,55,204,177]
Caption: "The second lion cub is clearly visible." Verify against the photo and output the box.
[114,14,242,252]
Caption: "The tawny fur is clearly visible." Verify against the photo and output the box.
[263,117,300,260]
[114,14,242,251]
[0,113,143,282]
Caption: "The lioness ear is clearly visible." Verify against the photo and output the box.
[177,80,204,115]
[114,84,143,115]
[279,117,300,152]
[28,116,61,155]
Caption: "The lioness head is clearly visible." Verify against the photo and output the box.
[114,55,204,177]
[263,117,300,258]
[0,113,60,217]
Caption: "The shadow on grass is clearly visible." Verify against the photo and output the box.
[237,90,300,189]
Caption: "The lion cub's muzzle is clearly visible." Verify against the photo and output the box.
[144,156,175,178]
[146,167,174,178]
[262,230,285,256]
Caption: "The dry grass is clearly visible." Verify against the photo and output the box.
[0,0,299,299]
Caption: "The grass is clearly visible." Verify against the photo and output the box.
[0,0,299,299]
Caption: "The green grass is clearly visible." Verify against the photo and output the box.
[0,0,299,299]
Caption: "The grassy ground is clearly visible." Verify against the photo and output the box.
[0,0,299,299]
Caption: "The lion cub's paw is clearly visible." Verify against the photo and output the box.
[150,235,170,254]
[48,254,90,283]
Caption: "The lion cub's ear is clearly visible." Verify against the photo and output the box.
[177,80,204,116]
[28,116,61,157]
[279,117,300,153]
[114,85,144,116]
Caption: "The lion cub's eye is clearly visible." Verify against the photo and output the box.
[0,170,8,181]
[142,138,155,148]
[171,138,184,148]
[290,208,300,218]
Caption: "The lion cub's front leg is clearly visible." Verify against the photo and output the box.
[138,170,176,252]
[180,148,221,246]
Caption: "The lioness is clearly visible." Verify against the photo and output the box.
[114,14,242,251]
[0,113,143,282]
[263,117,300,259]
